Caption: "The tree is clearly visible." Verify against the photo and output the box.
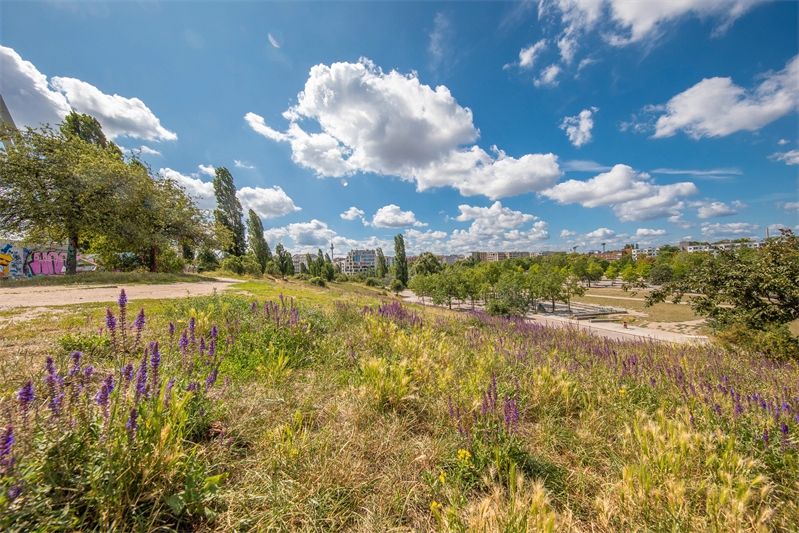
[649,230,799,358]
[0,123,132,274]
[274,243,294,276]
[393,234,408,287]
[375,248,388,278]
[562,274,586,313]
[585,260,604,287]
[411,251,442,277]
[246,209,271,273]
[61,112,108,148]
[213,167,245,257]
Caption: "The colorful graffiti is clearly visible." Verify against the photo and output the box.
[0,243,97,279]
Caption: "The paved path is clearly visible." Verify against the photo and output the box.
[0,279,239,310]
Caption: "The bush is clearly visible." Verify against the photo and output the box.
[219,256,244,275]
[335,274,349,282]
[241,255,262,277]
[196,247,219,272]
[157,247,186,274]
[365,277,381,287]
[716,321,799,360]
[390,279,405,295]
[308,276,326,287]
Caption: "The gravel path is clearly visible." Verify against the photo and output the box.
[0,279,239,310]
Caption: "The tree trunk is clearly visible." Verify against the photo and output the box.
[551,298,556,312]
[66,234,79,275]
[148,245,158,272]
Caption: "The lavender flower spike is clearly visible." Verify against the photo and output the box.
[17,380,34,415]
[150,341,161,391]
[126,407,139,440]
[0,425,14,473]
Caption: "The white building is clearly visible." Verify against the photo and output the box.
[631,247,658,260]
[292,254,307,273]
[342,249,377,275]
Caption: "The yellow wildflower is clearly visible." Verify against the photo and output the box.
[430,500,442,513]
[457,448,472,462]
[438,471,446,484]
[619,387,627,397]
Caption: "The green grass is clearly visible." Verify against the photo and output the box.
[1,279,797,531]
[575,293,699,323]
[0,271,218,287]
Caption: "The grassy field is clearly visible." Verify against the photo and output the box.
[0,271,217,287]
[574,294,699,323]
[1,278,797,531]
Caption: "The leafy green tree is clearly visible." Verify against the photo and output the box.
[411,251,442,277]
[375,248,388,278]
[649,230,799,358]
[246,209,271,273]
[605,264,619,282]
[620,264,639,284]
[213,167,245,257]
[0,123,134,274]
[647,262,674,285]
[562,274,586,313]
[274,243,294,276]
[535,265,565,312]
[585,260,604,287]
[393,234,408,286]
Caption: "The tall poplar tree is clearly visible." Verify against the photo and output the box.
[213,166,245,256]
[246,208,271,273]
[393,234,408,287]
[375,247,387,278]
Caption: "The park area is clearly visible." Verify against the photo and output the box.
[1,275,797,531]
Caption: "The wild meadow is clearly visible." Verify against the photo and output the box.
[1,280,797,531]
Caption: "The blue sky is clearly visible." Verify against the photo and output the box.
[2,0,797,254]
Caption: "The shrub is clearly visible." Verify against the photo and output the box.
[219,256,244,275]
[308,276,326,287]
[157,247,187,274]
[196,247,219,272]
[364,277,381,287]
[241,255,262,277]
[390,279,404,295]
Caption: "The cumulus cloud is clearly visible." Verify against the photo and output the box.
[370,204,426,228]
[771,149,799,165]
[542,164,698,221]
[137,145,162,157]
[0,45,176,141]
[448,201,549,252]
[159,168,215,210]
[560,229,577,238]
[237,186,301,219]
[652,55,799,139]
[560,106,597,147]
[585,227,615,240]
[635,228,667,237]
[534,64,561,87]
[696,200,742,219]
[245,58,561,199]
[158,167,299,218]
[518,39,547,69]
[782,202,799,211]
[198,164,215,177]
[701,222,760,237]
[340,206,365,221]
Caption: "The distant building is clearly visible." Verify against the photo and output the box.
[678,240,764,254]
[342,249,377,274]
[292,253,307,273]
[470,251,532,262]
[436,254,463,265]
[631,247,658,260]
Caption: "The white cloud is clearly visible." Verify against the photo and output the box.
[198,164,215,177]
[782,202,799,211]
[159,168,215,210]
[518,39,547,69]
[543,164,698,221]
[701,222,760,237]
[651,167,742,180]
[696,200,741,219]
[428,12,453,71]
[778,138,789,145]
[560,106,597,147]
[138,145,162,157]
[448,201,549,252]
[371,204,426,228]
[534,64,561,87]
[237,186,301,219]
[585,227,615,240]
[560,229,577,238]
[340,206,365,221]
[268,33,281,49]
[771,149,799,165]
[234,160,255,169]
[158,167,299,219]
[245,58,561,199]
[635,228,667,237]
[561,159,611,172]
[652,55,799,139]
[0,45,176,141]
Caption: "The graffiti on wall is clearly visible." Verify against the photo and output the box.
[0,242,97,279]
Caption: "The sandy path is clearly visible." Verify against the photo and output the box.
[0,279,239,310]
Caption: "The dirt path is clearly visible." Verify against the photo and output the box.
[0,279,239,310]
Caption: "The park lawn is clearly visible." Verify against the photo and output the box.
[0,270,217,287]
[2,278,797,531]
[573,293,699,323]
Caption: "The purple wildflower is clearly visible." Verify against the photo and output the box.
[106,309,117,350]
[189,317,196,345]
[17,380,35,416]
[199,337,206,357]
[168,322,175,337]
[208,338,216,359]
[68,351,82,377]
[179,330,189,353]
[118,289,128,347]
[187,382,198,392]
[45,357,64,416]
[149,341,161,391]
[0,425,14,473]
[133,309,146,346]
[126,407,138,440]
[84,365,95,380]
[503,396,519,432]
[205,368,218,390]
[122,363,134,384]
[164,378,176,408]
[134,359,148,403]
[210,325,218,340]
[7,484,21,501]
[94,374,114,419]
[118,288,128,310]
